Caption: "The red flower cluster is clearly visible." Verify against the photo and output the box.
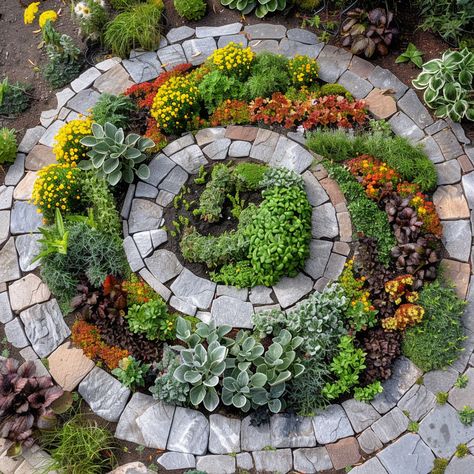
[382,303,425,330]
[210,99,251,127]
[250,93,367,130]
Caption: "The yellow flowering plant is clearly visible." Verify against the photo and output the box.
[24,2,40,24]
[150,75,200,135]
[210,42,254,78]
[39,10,58,29]
[53,118,93,166]
[32,163,83,222]
[288,55,319,87]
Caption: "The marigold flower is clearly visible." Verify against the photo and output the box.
[24,2,40,24]
[39,10,58,28]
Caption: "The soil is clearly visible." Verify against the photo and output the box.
[162,159,263,280]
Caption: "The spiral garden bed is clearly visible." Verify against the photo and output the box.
[1,22,474,474]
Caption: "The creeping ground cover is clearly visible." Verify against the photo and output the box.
[2,41,468,458]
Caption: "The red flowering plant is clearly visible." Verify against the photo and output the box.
[382,303,425,330]
[210,99,251,126]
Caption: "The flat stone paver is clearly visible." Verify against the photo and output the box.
[167,407,209,455]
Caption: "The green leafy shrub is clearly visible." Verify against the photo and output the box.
[296,0,323,11]
[126,299,174,341]
[402,279,466,371]
[458,406,474,425]
[198,70,245,113]
[396,42,424,68]
[0,78,32,116]
[40,222,127,312]
[104,1,164,58]
[412,48,474,122]
[91,94,136,128]
[79,122,154,186]
[42,414,116,474]
[174,0,206,20]
[354,381,383,402]
[221,0,288,17]
[108,0,142,10]
[112,356,150,390]
[233,162,267,191]
[318,83,353,100]
[244,53,291,100]
[0,128,17,164]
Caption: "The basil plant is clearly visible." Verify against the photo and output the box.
[79,122,153,186]
[412,48,474,122]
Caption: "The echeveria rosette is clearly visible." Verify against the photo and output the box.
[412,48,474,122]
[220,0,287,18]
[79,122,154,186]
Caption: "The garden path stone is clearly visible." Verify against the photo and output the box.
[47,342,95,391]
[326,437,361,470]
[128,199,163,234]
[8,274,50,312]
[156,190,174,207]
[70,67,101,92]
[195,128,226,147]
[169,296,197,316]
[123,236,145,272]
[388,112,424,143]
[312,203,338,239]
[139,268,171,301]
[133,231,153,258]
[229,140,251,158]
[270,413,316,448]
[135,182,159,199]
[4,318,29,348]
[351,458,388,474]
[182,38,217,65]
[462,172,474,209]
[287,131,305,144]
[397,89,433,129]
[338,70,373,99]
[269,136,313,173]
[218,34,248,48]
[25,145,55,171]
[157,44,187,71]
[122,58,158,83]
[121,184,135,220]
[434,128,464,160]
[163,134,195,156]
[293,447,332,473]
[203,138,231,161]
[159,166,188,194]
[252,449,292,473]
[237,452,253,470]
[170,269,216,309]
[249,285,273,305]
[226,125,258,141]
[108,462,150,474]
[95,57,121,71]
[79,367,130,422]
[145,249,183,283]
[278,39,323,58]
[10,201,43,234]
[371,407,409,444]
[169,145,207,174]
[419,403,474,457]
[342,399,381,433]
[451,328,474,372]
[377,433,434,474]
[241,416,271,451]
[167,407,209,455]
[196,23,242,38]
[437,160,461,185]
[442,220,471,261]
[358,428,383,454]
[447,118,470,144]
[273,273,313,309]
[250,128,280,162]
[425,119,448,135]
[0,186,13,210]
[67,89,100,115]
[13,171,37,200]
[446,455,474,474]
[135,402,176,449]
[316,45,352,83]
[324,252,347,281]
[0,238,21,283]
[368,66,408,100]
[249,39,280,54]
[304,239,332,281]
[349,56,376,79]
[312,404,354,444]
[209,414,241,454]
[196,455,235,474]
[166,26,195,44]
[397,384,436,422]
[448,367,474,410]
[371,357,422,414]
[0,211,9,246]
[363,88,397,120]
[20,299,70,358]
[93,64,134,95]
[244,23,287,40]
[216,285,248,301]
[287,28,319,44]
[150,229,168,248]
[0,292,13,324]
[5,153,25,186]
[433,185,470,219]
[18,126,45,153]
[211,295,253,328]
[420,135,444,164]
[157,452,196,470]
[145,154,175,187]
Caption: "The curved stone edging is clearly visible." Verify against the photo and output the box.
[1,21,474,474]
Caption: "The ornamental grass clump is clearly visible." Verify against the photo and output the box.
[0,128,17,164]
[53,118,93,165]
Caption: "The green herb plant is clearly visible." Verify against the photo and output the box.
[458,406,474,425]
[126,299,174,341]
[174,0,207,21]
[112,356,150,390]
[0,128,17,164]
[396,43,424,68]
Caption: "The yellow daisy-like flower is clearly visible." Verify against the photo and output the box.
[39,10,58,29]
[24,2,40,24]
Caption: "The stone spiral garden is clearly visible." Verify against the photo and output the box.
[1,19,474,474]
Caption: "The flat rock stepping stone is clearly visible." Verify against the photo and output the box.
[388,112,424,143]
[293,447,333,473]
[169,145,207,174]
[203,138,231,161]
[252,449,292,473]
[47,341,95,391]
[67,89,101,115]
[159,166,188,194]
[436,160,461,185]
[377,433,434,474]
[144,154,175,187]
[166,26,195,44]
[326,437,361,471]
[358,427,383,455]
[312,203,338,239]
[241,416,271,452]
[145,249,183,283]
[79,367,131,422]
[244,24,287,40]
[10,201,43,234]
[135,402,176,449]
[208,415,240,455]
[5,153,25,186]
[128,199,163,234]
[196,23,242,38]
[287,28,319,44]
[158,452,196,470]
[368,66,408,100]
[218,34,248,48]
[433,185,470,219]
[273,273,313,309]
[397,89,433,129]
[342,399,381,433]
[25,145,56,171]
[0,292,13,324]
[8,274,51,312]
[350,457,388,474]
[269,136,313,173]
[196,455,236,474]
[304,240,332,280]
[317,45,352,83]
[442,220,471,261]
[20,299,70,358]
[445,455,474,474]
[249,285,273,305]
[4,318,29,348]
[0,211,9,246]
[18,126,45,154]
[312,404,354,444]
[364,88,397,119]
[0,186,13,210]
[338,70,373,99]
[371,407,409,444]
[15,234,41,272]
[211,295,253,328]
[448,367,474,409]
[93,64,133,96]
[195,127,226,147]
[167,407,209,455]
[397,384,436,421]
[182,38,217,65]
[170,269,216,310]
[270,413,316,448]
